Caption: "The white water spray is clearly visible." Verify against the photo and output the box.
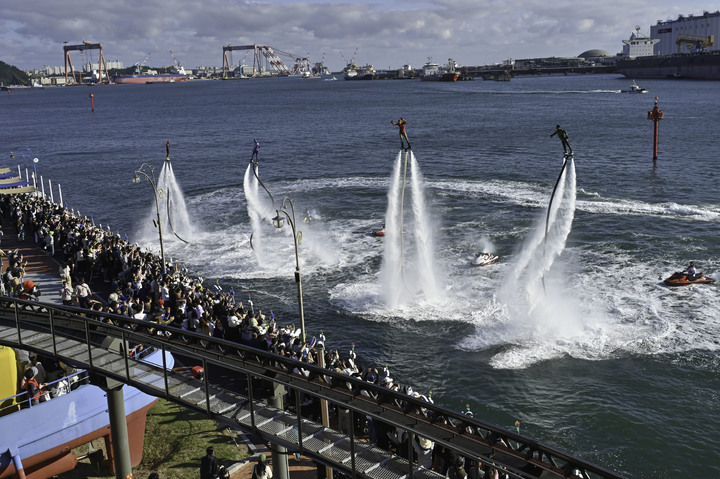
[380,150,440,308]
[140,161,196,245]
[499,158,577,322]
[243,163,275,266]
[410,154,439,301]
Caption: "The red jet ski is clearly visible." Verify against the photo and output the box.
[663,272,716,286]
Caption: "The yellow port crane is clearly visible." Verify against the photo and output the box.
[676,34,714,52]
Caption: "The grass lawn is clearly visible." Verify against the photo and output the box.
[55,398,250,479]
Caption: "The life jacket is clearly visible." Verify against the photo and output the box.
[25,377,42,401]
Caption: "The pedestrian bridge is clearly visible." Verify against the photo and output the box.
[0,298,626,479]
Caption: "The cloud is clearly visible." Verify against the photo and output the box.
[1,0,716,71]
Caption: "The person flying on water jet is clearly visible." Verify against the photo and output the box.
[391,118,411,150]
[251,138,260,163]
[165,140,171,161]
[550,125,572,156]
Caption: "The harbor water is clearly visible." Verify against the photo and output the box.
[2,75,719,478]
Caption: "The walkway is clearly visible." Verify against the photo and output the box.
[1,223,64,306]
[0,223,320,479]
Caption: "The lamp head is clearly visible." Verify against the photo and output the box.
[272,213,284,229]
[132,174,141,184]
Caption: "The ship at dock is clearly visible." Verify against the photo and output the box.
[112,68,189,84]
[616,51,720,79]
[616,12,720,80]
[112,51,189,84]
[419,58,460,82]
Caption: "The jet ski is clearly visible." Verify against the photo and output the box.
[471,252,499,267]
[371,226,385,237]
[663,272,716,286]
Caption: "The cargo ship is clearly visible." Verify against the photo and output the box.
[113,65,189,84]
[419,58,460,82]
[616,51,720,79]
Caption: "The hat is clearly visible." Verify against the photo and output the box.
[259,454,266,463]
[418,437,433,450]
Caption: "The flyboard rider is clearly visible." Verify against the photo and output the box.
[251,138,260,163]
[550,125,572,155]
[391,118,411,150]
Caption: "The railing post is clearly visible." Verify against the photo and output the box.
[161,343,169,395]
[407,431,414,479]
[247,372,256,431]
[84,317,93,370]
[13,301,21,345]
[49,309,58,357]
[122,330,130,381]
[295,388,303,451]
[349,409,356,479]
[203,358,211,415]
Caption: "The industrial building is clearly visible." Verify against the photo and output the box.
[651,11,720,55]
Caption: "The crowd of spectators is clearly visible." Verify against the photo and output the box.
[2,193,514,479]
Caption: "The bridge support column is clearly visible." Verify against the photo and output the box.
[270,383,289,479]
[12,453,27,479]
[106,385,133,479]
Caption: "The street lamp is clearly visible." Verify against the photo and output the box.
[133,163,166,273]
[32,157,39,190]
[272,197,305,342]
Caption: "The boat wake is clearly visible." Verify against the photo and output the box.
[138,165,720,370]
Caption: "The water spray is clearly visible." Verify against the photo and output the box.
[541,154,571,293]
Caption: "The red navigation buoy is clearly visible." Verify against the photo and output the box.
[647,96,664,163]
[89,91,95,111]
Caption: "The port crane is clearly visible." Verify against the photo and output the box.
[339,47,358,70]
[290,55,312,75]
[676,34,715,52]
[63,41,110,85]
[170,50,186,74]
[313,52,329,75]
[133,53,150,74]
[222,44,291,78]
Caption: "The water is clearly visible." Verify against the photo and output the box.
[2,75,720,478]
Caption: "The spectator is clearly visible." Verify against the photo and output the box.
[252,454,272,479]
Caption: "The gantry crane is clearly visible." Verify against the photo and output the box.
[63,41,110,85]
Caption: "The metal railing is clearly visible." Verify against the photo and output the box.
[0,298,628,479]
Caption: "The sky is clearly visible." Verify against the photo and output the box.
[2,1,717,72]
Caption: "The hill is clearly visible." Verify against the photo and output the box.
[0,61,30,86]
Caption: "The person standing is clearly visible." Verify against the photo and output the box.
[550,125,572,155]
[200,446,219,479]
[251,139,260,163]
[251,454,273,479]
[60,279,74,306]
[74,277,92,309]
[391,118,411,150]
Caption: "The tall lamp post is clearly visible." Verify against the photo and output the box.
[133,163,166,273]
[272,197,305,342]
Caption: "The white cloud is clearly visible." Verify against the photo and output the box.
[1,1,717,71]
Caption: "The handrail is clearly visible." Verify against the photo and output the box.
[0,369,89,414]
[0,297,627,479]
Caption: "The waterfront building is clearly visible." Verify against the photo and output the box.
[651,10,720,55]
